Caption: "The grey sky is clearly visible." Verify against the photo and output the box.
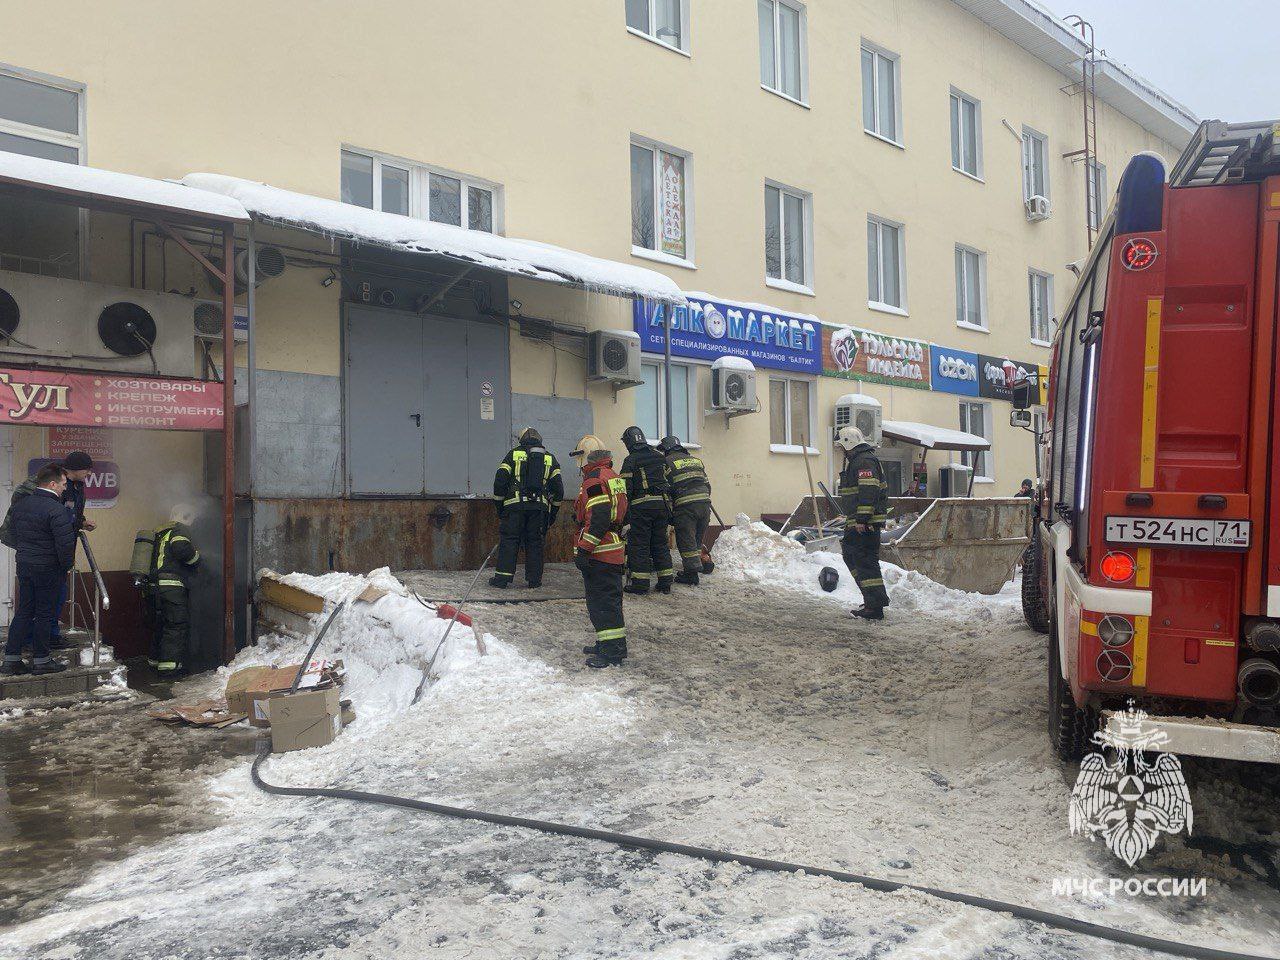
[1043,0,1280,122]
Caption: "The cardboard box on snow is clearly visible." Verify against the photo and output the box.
[225,665,277,715]
[242,660,346,728]
[268,686,343,753]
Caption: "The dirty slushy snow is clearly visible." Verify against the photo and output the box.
[4,523,1278,959]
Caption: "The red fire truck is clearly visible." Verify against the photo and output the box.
[1019,120,1280,764]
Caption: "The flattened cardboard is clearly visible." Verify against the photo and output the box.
[225,665,276,714]
[268,686,342,753]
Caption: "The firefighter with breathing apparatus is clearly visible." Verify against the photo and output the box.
[571,434,629,668]
[657,435,713,586]
[619,425,674,595]
[490,427,563,589]
[836,426,890,621]
[146,505,201,677]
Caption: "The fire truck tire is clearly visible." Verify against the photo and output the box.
[1048,633,1092,762]
[1020,539,1051,635]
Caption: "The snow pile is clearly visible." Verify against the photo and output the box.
[710,519,1016,616]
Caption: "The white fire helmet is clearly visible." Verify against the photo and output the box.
[569,434,605,465]
[170,503,197,526]
[836,426,868,452]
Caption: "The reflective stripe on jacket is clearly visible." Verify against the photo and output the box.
[664,451,711,507]
[838,445,890,528]
[153,522,200,588]
[573,460,628,563]
[493,444,564,509]
[619,445,670,508]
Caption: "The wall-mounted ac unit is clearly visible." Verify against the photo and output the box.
[192,300,249,342]
[587,330,642,385]
[235,245,287,287]
[939,462,974,497]
[832,392,882,446]
[710,356,757,412]
[0,269,195,376]
[1025,195,1051,221]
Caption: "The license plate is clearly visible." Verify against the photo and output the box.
[1104,516,1251,550]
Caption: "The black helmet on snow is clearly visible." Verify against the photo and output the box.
[621,426,647,452]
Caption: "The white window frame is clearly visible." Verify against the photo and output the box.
[1087,159,1108,232]
[630,135,695,269]
[949,87,983,181]
[625,0,691,55]
[860,41,903,147]
[958,400,993,481]
[759,0,809,107]
[1028,268,1054,346]
[954,244,988,332]
[639,359,700,445]
[866,214,907,315]
[768,375,817,454]
[1021,125,1050,202]
[764,178,814,295]
[340,146,504,233]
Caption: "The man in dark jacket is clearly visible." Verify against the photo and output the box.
[1015,478,1034,498]
[657,435,712,586]
[837,426,890,621]
[2,464,74,675]
[619,426,674,595]
[490,427,563,589]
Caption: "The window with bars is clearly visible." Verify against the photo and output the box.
[626,0,687,51]
[866,216,904,310]
[765,182,811,289]
[631,138,691,262]
[1029,269,1053,344]
[949,89,982,178]
[340,148,498,233]
[758,0,806,102]
[861,44,900,144]
[954,245,986,329]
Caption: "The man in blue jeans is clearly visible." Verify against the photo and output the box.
[2,464,74,676]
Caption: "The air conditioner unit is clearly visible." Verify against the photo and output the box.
[192,300,248,342]
[235,245,287,286]
[1025,195,1052,221]
[587,330,642,385]
[832,392,882,446]
[939,463,974,497]
[710,356,757,412]
[0,269,195,376]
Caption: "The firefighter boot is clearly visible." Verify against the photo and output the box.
[656,577,673,594]
[585,639,627,669]
[675,570,699,586]
[624,581,650,595]
[488,575,510,588]
[850,605,885,621]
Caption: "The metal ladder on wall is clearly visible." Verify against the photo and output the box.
[1169,120,1280,187]
[65,531,110,667]
[1062,16,1100,250]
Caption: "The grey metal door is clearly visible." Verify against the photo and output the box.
[346,307,426,494]
[421,315,470,495]
[466,318,512,491]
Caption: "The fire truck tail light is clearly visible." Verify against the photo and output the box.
[1098,615,1135,648]
[1100,551,1136,583]
[1096,649,1133,683]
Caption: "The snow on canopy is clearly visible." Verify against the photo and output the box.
[181,173,685,303]
[882,419,990,451]
[0,152,248,222]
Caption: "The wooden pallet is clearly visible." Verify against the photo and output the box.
[0,664,116,701]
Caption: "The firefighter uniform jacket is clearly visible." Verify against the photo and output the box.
[619,446,670,509]
[153,521,200,589]
[839,445,890,529]
[493,443,564,512]
[664,451,711,507]
[574,460,628,564]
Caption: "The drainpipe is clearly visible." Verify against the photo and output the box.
[221,228,236,664]
[663,300,673,438]
[246,223,257,644]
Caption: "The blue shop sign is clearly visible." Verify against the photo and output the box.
[930,346,981,397]
[633,295,822,374]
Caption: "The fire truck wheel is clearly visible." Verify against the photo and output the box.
[1020,539,1050,635]
[1048,632,1091,762]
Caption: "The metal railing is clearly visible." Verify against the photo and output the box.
[66,531,110,667]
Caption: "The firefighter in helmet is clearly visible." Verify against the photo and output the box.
[151,504,201,676]
[491,427,563,589]
[836,426,890,620]
[657,435,712,586]
[571,435,629,668]
[619,425,674,595]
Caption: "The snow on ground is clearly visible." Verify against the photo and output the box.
[4,528,1279,959]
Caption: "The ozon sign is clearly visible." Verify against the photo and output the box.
[1121,238,1159,271]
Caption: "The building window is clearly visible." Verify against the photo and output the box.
[860,43,900,144]
[867,216,905,311]
[340,147,499,233]
[758,0,806,103]
[765,181,811,290]
[769,377,813,449]
[637,360,695,443]
[955,245,986,330]
[959,400,992,479]
[949,89,982,178]
[0,66,83,164]
[626,0,687,51]
[1029,269,1053,344]
[631,138,691,264]
[1022,127,1049,201]
[1087,159,1108,231]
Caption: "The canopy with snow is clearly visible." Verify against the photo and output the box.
[181,173,685,303]
[882,420,990,452]
[0,152,248,224]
